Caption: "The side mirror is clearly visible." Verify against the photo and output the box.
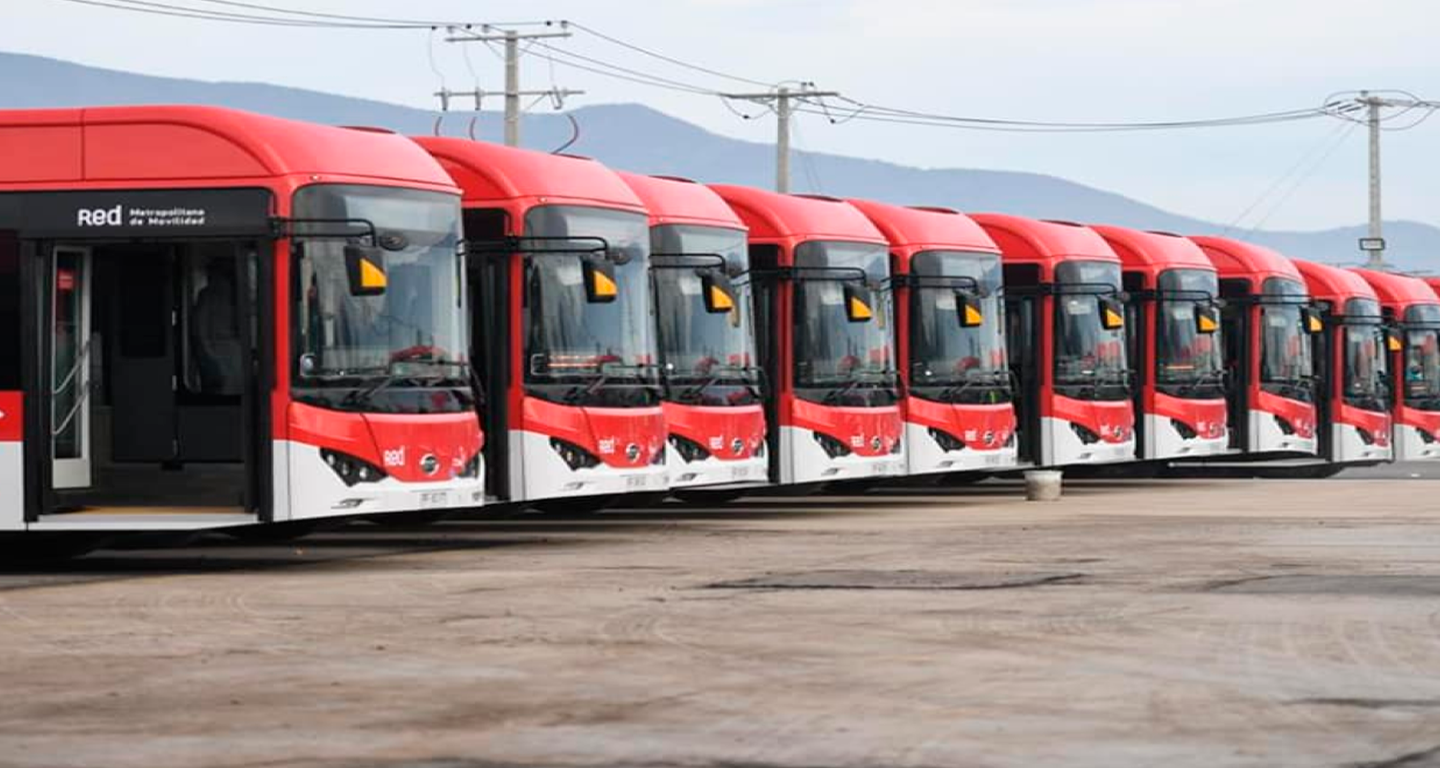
[700,269,736,314]
[1194,304,1220,335]
[1302,306,1324,334]
[582,256,618,303]
[955,291,983,328]
[844,283,875,323]
[344,244,387,296]
[1100,296,1125,330]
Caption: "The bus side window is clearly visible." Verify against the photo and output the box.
[0,233,18,390]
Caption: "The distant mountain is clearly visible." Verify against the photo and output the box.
[2,50,1434,271]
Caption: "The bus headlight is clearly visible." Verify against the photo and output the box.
[928,427,965,453]
[550,438,601,471]
[1170,419,1198,440]
[813,431,852,458]
[1274,415,1296,435]
[669,434,710,463]
[457,451,483,479]
[1070,422,1101,445]
[320,448,388,487]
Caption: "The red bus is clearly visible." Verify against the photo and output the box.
[972,215,1135,467]
[847,200,1018,476]
[1190,237,1318,457]
[708,187,905,487]
[413,139,667,510]
[1353,268,1440,460]
[1293,260,1392,468]
[616,173,767,498]
[0,106,484,544]
[1093,226,1229,462]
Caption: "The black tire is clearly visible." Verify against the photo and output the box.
[672,488,748,506]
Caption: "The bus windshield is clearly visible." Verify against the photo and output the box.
[793,240,897,406]
[1342,297,1388,412]
[292,184,472,414]
[523,205,659,405]
[1403,304,1440,411]
[1054,260,1128,401]
[651,224,758,406]
[1156,268,1225,398]
[908,250,1009,404]
[1260,277,1314,402]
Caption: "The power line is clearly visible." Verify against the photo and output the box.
[565,21,773,89]
[55,0,433,27]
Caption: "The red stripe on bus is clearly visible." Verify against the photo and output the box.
[0,392,20,442]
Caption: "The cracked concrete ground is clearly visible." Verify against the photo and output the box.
[1,477,1439,768]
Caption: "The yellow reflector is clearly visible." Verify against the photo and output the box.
[1104,308,1125,329]
[849,296,874,321]
[359,258,387,290]
[964,304,984,326]
[708,284,735,311]
[1389,335,1403,352]
[591,269,618,299]
[1197,313,1219,333]
[1307,314,1323,333]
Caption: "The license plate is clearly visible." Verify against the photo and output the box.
[416,490,449,509]
[730,465,752,480]
[870,462,890,476]
[982,454,1002,466]
[626,475,647,489]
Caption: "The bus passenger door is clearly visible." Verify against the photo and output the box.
[50,246,93,489]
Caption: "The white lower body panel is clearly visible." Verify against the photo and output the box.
[1395,424,1440,461]
[1332,423,1391,464]
[782,425,906,485]
[904,421,1017,475]
[667,453,768,490]
[517,430,667,503]
[0,442,24,531]
[1248,409,1316,455]
[284,440,486,521]
[1144,413,1230,462]
[1042,416,1135,467]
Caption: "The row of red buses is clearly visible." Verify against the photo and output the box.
[8,104,1440,551]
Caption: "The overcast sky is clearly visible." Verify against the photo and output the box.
[4,0,1438,232]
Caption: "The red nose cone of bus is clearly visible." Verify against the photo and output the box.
[663,403,767,459]
[523,397,666,468]
[362,413,484,482]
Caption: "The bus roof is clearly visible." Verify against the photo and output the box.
[969,213,1119,266]
[1293,259,1378,305]
[411,137,643,212]
[0,105,454,190]
[845,199,998,265]
[1090,225,1214,281]
[1188,235,1302,286]
[707,185,885,246]
[615,173,744,230]
[1351,268,1440,311]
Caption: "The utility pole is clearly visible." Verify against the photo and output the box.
[1349,91,1440,269]
[445,25,583,147]
[723,85,839,193]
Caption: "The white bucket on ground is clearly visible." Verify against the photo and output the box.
[1024,470,1063,501]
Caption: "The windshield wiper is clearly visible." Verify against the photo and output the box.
[674,365,757,403]
[822,370,898,404]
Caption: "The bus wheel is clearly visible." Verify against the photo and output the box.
[221,521,319,543]
[0,534,101,564]
[672,488,747,506]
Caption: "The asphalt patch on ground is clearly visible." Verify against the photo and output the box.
[1206,574,1440,597]
[705,569,1086,591]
